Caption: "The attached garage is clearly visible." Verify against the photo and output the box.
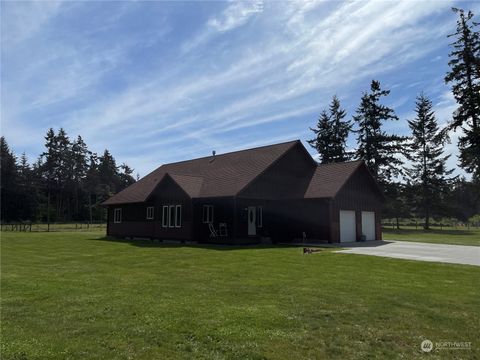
[361,211,376,241]
[339,210,356,242]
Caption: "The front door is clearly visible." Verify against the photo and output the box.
[248,206,256,236]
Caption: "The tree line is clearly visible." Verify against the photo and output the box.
[1,128,136,223]
[308,8,480,229]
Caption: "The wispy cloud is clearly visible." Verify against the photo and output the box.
[182,0,263,52]
[1,1,62,46]
[2,0,471,178]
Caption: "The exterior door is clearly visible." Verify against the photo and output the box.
[361,211,376,240]
[339,210,356,242]
[248,206,256,236]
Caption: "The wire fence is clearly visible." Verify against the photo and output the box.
[0,222,106,232]
[381,219,480,230]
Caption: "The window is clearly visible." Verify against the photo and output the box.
[169,205,175,228]
[114,208,122,223]
[202,205,213,223]
[162,204,182,228]
[257,206,263,228]
[162,206,168,228]
[175,205,182,228]
[146,206,154,220]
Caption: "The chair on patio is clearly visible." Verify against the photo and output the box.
[219,223,228,237]
[208,223,218,238]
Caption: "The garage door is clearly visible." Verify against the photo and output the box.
[361,211,376,241]
[339,210,356,243]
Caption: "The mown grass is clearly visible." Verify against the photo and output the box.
[383,227,480,246]
[1,231,479,359]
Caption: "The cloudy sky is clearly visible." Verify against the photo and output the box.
[2,0,479,178]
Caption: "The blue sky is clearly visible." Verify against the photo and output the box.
[2,0,479,178]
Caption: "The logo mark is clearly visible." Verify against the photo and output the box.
[421,339,433,352]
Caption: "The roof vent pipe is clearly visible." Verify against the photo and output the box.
[209,150,216,163]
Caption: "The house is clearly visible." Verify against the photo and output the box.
[103,140,384,244]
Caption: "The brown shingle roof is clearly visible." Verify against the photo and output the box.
[304,160,363,198]
[103,140,299,205]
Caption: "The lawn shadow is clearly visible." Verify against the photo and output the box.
[323,240,394,248]
[88,235,304,251]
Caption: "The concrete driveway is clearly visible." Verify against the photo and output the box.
[335,241,480,266]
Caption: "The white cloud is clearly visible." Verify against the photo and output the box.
[208,0,264,32]
[182,0,263,52]
[1,1,62,47]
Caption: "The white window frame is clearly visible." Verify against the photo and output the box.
[169,205,175,228]
[175,205,182,228]
[257,206,263,228]
[202,205,213,223]
[146,206,154,220]
[162,206,168,228]
[114,208,122,223]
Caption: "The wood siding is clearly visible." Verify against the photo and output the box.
[107,176,192,240]
[264,199,330,243]
[331,165,383,242]
[193,197,235,243]
[239,142,316,199]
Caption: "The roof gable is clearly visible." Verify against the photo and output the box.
[103,140,299,205]
[304,161,365,198]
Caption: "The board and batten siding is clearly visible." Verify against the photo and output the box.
[330,166,383,242]
[107,175,193,240]
[239,142,316,200]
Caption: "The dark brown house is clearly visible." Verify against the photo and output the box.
[103,140,383,244]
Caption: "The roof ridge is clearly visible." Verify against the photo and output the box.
[316,160,363,167]
[156,139,300,167]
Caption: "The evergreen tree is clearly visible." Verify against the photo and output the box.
[405,94,455,229]
[308,95,352,164]
[445,8,480,178]
[0,137,20,221]
[1,128,136,224]
[71,136,90,219]
[17,152,38,220]
[119,163,136,188]
[447,177,480,222]
[353,80,406,187]
[382,182,412,229]
[97,149,120,205]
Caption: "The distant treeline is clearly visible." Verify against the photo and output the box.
[1,128,136,223]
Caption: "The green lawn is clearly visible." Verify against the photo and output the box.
[382,227,480,246]
[2,231,479,359]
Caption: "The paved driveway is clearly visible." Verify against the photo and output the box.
[335,241,480,266]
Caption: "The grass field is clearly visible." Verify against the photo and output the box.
[382,227,480,246]
[2,231,479,359]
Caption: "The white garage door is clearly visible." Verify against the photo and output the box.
[339,210,356,243]
[361,211,376,241]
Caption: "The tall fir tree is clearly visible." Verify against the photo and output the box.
[0,137,20,221]
[353,80,406,187]
[71,135,90,219]
[445,8,480,179]
[17,152,38,220]
[308,95,352,164]
[405,94,455,229]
